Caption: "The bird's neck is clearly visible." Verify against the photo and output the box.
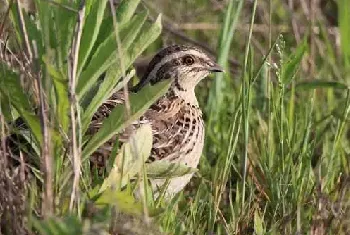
[170,86,199,106]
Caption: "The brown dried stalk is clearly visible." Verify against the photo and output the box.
[68,0,85,212]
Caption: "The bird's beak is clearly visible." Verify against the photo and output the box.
[208,63,224,73]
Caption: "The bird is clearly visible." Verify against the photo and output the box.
[89,44,223,198]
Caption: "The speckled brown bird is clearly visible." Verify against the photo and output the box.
[90,45,223,197]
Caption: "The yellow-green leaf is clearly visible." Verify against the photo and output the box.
[95,189,143,216]
[146,161,198,179]
[99,124,153,192]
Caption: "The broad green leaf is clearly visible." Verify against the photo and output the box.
[45,60,70,133]
[295,80,349,91]
[52,0,77,70]
[82,79,170,159]
[81,69,135,133]
[76,11,148,99]
[282,37,308,85]
[0,65,42,144]
[77,0,108,77]
[95,189,143,216]
[34,0,51,53]
[85,0,95,14]
[116,0,141,25]
[126,15,162,64]
[99,124,152,192]
[120,12,149,50]
[21,7,44,58]
[95,0,141,42]
[146,161,198,179]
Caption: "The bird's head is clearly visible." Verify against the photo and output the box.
[132,45,223,93]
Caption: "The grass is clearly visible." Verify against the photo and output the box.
[1,0,350,234]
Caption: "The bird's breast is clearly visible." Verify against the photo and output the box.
[146,100,204,168]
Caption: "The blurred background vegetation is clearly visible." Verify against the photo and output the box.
[0,0,349,234]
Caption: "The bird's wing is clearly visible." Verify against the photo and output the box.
[88,91,125,134]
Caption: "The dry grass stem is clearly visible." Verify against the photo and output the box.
[68,0,85,212]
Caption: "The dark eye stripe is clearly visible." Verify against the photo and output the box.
[154,58,181,83]
[145,46,195,77]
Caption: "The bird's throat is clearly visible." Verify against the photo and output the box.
[171,86,199,106]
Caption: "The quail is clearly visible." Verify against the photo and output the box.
[90,45,223,197]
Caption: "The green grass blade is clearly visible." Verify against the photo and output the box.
[207,0,243,116]
[295,80,349,91]
[282,37,308,85]
[116,0,141,25]
[338,0,350,67]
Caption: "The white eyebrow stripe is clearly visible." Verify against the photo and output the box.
[147,49,209,81]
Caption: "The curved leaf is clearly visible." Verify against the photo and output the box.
[99,123,152,192]
[116,0,141,25]
[146,161,198,179]
[77,0,108,77]
[95,189,143,216]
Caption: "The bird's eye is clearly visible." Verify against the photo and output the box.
[183,56,195,65]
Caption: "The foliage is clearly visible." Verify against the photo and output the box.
[1,0,350,234]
